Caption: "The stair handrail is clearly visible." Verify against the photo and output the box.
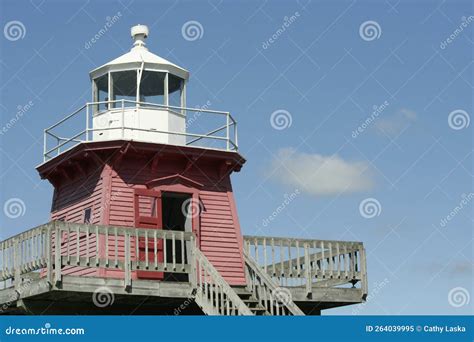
[192,246,253,315]
[243,250,305,316]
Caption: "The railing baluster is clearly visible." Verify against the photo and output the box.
[344,244,348,278]
[263,238,267,274]
[320,241,325,278]
[114,227,118,268]
[288,240,292,278]
[105,228,109,267]
[329,242,333,278]
[145,230,149,269]
[172,232,176,270]
[163,231,167,270]
[279,240,284,277]
[54,224,61,285]
[95,226,99,266]
[336,242,340,278]
[124,232,131,289]
[296,240,300,277]
[360,246,368,296]
[181,231,185,271]
[304,243,311,295]
[75,225,80,266]
[135,230,139,269]
[86,225,90,265]
[350,247,356,279]
[271,238,275,276]
[312,241,318,278]
[154,230,157,269]
[254,238,258,264]
[66,225,71,265]
[2,242,5,279]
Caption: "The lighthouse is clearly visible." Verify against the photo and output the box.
[38,25,246,285]
[0,25,367,315]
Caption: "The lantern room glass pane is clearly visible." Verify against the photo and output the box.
[168,74,183,108]
[112,70,137,107]
[139,71,165,105]
[95,74,108,112]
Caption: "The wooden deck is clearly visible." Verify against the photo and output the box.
[0,222,367,315]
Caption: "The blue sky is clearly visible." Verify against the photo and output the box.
[0,0,472,315]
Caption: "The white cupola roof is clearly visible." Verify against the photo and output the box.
[89,25,189,80]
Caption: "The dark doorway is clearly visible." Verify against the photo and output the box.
[161,192,192,281]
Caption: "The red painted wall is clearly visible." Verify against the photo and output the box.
[47,148,247,285]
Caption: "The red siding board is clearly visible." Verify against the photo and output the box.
[49,153,247,285]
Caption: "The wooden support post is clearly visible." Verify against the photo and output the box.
[304,243,312,297]
[54,222,62,286]
[124,232,131,290]
[360,246,368,298]
[189,234,197,289]
[13,238,20,291]
[46,225,53,286]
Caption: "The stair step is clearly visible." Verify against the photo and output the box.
[251,307,267,315]
[231,286,252,295]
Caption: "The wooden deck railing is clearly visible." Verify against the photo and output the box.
[193,248,253,315]
[243,250,304,315]
[243,236,368,297]
[0,221,194,289]
[0,221,254,315]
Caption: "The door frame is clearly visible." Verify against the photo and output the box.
[153,184,201,244]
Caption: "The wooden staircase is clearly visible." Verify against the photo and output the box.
[232,286,269,316]
[192,246,304,316]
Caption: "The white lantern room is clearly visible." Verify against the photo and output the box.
[89,25,189,145]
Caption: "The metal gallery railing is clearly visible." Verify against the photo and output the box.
[243,235,368,297]
[43,100,238,162]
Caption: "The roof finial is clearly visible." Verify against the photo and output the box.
[131,24,149,50]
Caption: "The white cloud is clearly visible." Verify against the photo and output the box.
[375,108,417,136]
[269,148,374,196]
